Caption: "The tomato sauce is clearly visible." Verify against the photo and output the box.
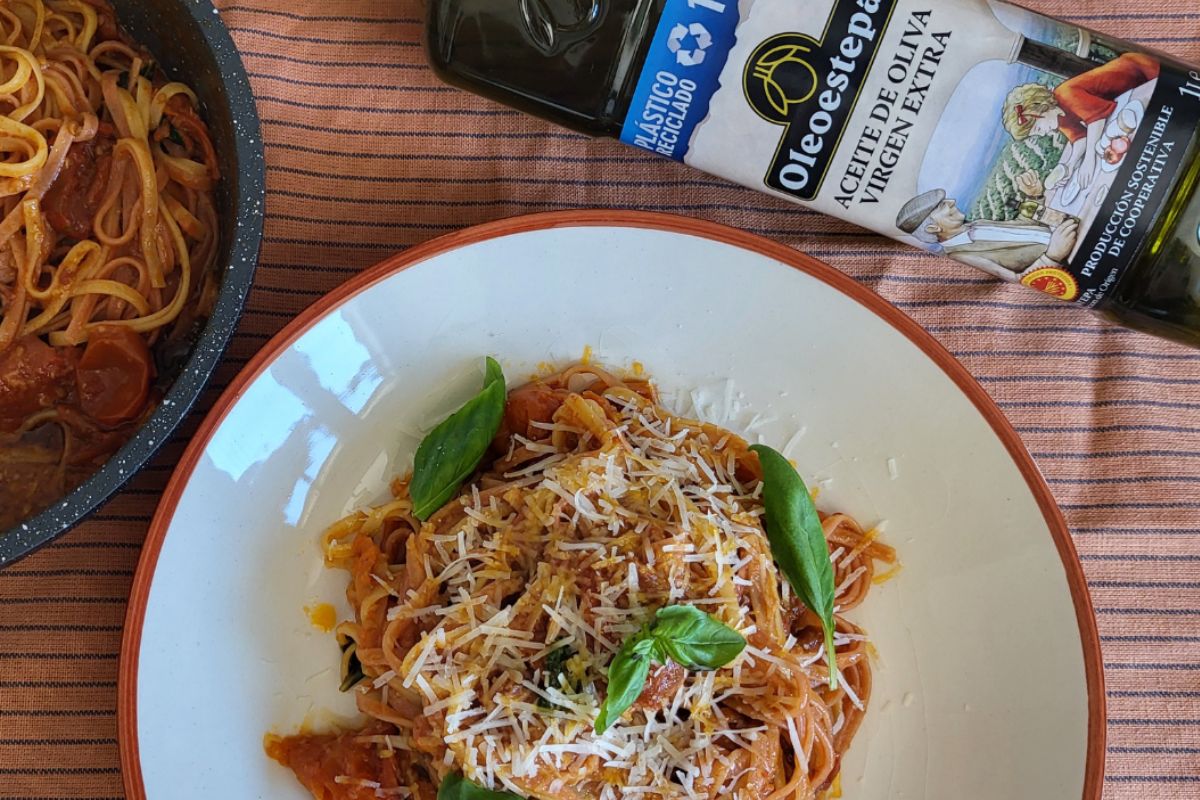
[633,662,686,711]
[42,132,115,240]
[265,724,414,800]
[0,328,155,529]
[0,337,76,426]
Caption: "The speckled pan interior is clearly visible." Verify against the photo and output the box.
[0,1,265,564]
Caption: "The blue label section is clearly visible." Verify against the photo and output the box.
[619,0,740,161]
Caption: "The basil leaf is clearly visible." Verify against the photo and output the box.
[410,357,506,520]
[750,444,839,689]
[544,642,574,686]
[338,639,364,692]
[651,605,745,670]
[595,608,745,733]
[484,355,503,388]
[438,773,523,800]
[538,642,576,711]
[594,629,657,734]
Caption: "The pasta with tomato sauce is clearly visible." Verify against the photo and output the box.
[0,0,219,529]
[267,363,896,800]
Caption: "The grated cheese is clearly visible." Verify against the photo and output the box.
[341,382,884,799]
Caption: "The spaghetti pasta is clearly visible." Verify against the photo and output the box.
[268,363,896,800]
[0,0,219,529]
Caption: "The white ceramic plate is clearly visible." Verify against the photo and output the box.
[119,212,1103,800]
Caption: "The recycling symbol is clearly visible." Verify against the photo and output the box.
[667,22,713,67]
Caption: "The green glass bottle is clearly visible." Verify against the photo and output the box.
[427,0,1200,348]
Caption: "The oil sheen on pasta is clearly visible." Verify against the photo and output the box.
[267,363,896,800]
[0,0,220,529]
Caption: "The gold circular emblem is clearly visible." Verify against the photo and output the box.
[1021,267,1080,301]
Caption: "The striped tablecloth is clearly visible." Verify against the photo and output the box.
[2,1,1198,797]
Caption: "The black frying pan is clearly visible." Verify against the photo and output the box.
[0,1,264,564]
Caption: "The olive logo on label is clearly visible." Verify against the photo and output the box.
[744,35,820,123]
[738,1,896,201]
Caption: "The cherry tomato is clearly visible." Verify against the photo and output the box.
[502,383,566,439]
[76,327,153,426]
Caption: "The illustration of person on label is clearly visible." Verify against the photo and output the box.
[896,189,1078,280]
[1001,52,1159,190]
[1011,170,1077,228]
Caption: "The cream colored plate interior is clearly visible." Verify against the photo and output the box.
[133,223,1092,799]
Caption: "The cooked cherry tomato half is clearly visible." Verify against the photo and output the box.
[76,327,153,426]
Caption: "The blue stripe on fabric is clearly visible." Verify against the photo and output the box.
[1083,554,1200,562]
[890,299,1074,312]
[982,375,1200,386]
[1000,400,1200,411]
[1074,12,1200,20]
[1051,476,1200,486]
[0,597,126,605]
[240,50,429,70]
[256,95,517,115]
[1076,527,1200,535]
[226,25,423,47]
[0,625,122,633]
[957,350,1200,362]
[1105,664,1200,671]
[1032,450,1200,460]
[263,237,399,250]
[1099,614,1200,618]
[260,117,587,140]
[0,653,118,660]
[0,766,120,774]
[0,737,116,746]
[249,72,458,93]
[223,6,421,24]
[930,324,1131,336]
[1020,425,1200,434]
[1105,776,1200,783]
[1102,636,1200,643]
[1091,580,1200,589]
[266,146,636,163]
[0,568,133,578]
[1064,502,1200,511]
[266,164,738,187]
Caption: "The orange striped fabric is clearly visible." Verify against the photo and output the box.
[1,1,1198,797]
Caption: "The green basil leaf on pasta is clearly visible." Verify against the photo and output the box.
[543,641,574,685]
[437,772,523,800]
[410,357,506,520]
[651,605,745,670]
[484,355,504,388]
[594,628,657,734]
[539,642,577,710]
[750,444,839,689]
[337,638,364,693]
[595,607,744,733]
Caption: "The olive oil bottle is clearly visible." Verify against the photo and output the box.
[426,0,1200,348]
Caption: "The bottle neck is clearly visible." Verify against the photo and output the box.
[426,0,665,136]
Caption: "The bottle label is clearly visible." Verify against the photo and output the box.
[619,0,1200,306]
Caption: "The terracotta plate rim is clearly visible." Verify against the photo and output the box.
[117,209,1105,799]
